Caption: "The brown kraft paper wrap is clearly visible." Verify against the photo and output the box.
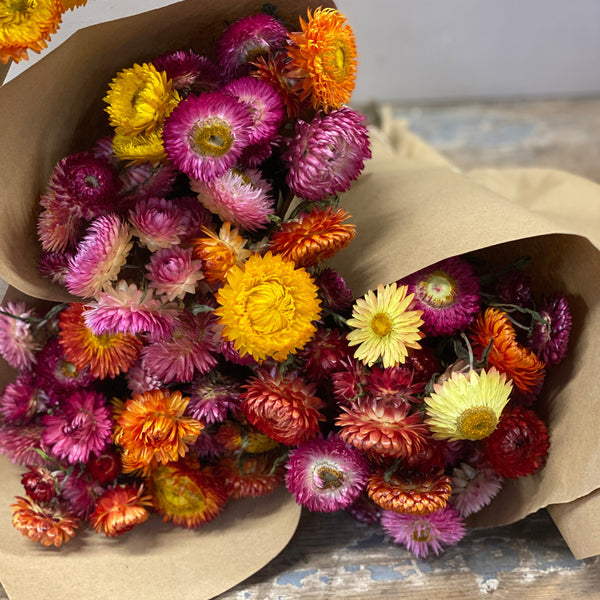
[329,120,600,560]
[0,2,337,599]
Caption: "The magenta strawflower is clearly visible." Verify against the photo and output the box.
[451,462,503,517]
[527,294,572,367]
[35,337,94,393]
[314,267,353,314]
[153,50,222,94]
[129,196,192,251]
[238,138,277,168]
[41,390,112,465]
[283,107,371,201]
[298,327,350,383]
[39,251,74,286]
[65,214,133,298]
[163,91,253,182]
[186,373,242,424]
[146,246,204,302]
[125,359,163,394]
[399,255,481,336]
[119,162,178,208]
[82,281,178,339]
[0,373,42,425]
[140,311,218,383]
[57,470,104,519]
[0,302,40,370]
[494,269,533,306]
[0,424,48,466]
[216,13,289,78]
[191,167,274,231]
[285,434,370,512]
[224,76,284,145]
[381,506,466,558]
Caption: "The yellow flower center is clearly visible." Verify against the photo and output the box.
[245,280,295,335]
[191,119,234,157]
[60,360,78,379]
[371,312,393,337]
[457,406,498,440]
[4,0,35,18]
[315,464,345,490]
[412,522,433,543]
[322,40,351,82]
[418,271,458,308]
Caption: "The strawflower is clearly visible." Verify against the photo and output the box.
[146,246,204,301]
[153,49,222,94]
[346,282,424,368]
[215,252,321,362]
[0,372,43,425]
[527,294,572,366]
[186,374,242,425]
[381,506,466,558]
[424,368,512,441]
[0,301,40,370]
[286,7,357,112]
[90,484,152,537]
[270,207,356,268]
[21,466,57,503]
[0,424,48,466]
[285,435,369,512]
[451,462,503,517]
[217,452,284,499]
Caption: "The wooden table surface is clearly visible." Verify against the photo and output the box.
[1,98,600,600]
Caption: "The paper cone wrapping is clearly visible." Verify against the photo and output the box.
[0,2,340,599]
[329,119,600,560]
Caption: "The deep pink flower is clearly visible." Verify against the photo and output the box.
[38,251,74,286]
[35,337,94,393]
[82,281,178,339]
[119,162,178,209]
[283,107,371,200]
[57,469,105,519]
[154,50,222,94]
[331,355,368,404]
[146,246,204,302]
[163,91,253,182]
[65,214,133,298]
[0,301,40,370]
[364,366,424,410]
[216,13,289,78]
[41,390,112,465]
[314,267,353,314]
[381,506,466,558]
[399,255,481,336]
[0,425,48,466]
[219,339,257,367]
[299,327,350,383]
[125,359,163,394]
[191,167,273,231]
[0,373,43,425]
[527,294,572,367]
[224,76,284,144]
[494,269,533,306]
[285,434,369,512]
[140,311,218,383]
[186,373,242,424]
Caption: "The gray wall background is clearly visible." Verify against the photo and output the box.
[6,0,600,103]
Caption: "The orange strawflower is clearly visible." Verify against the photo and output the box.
[269,207,356,268]
[0,0,63,64]
[286,7,357,112]
[59,303,143,379]
[149,461,228,528]
[191,222,252,285]
[469,307,546,394]
[90,484,153,537]
[115,389,203,475]
[367,470,452,516]
[11,496,78,547]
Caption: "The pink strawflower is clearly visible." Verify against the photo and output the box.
[216,13,289,78]
[82,281,179,339]
[285,434,369,512]
[129,196,191,251]
[39,251,74,286]
[0,373,43,425]
[186,373,242,424]
[0,425,48,466]
[399,255,481,337]
[37,196,85,253]
[119,162,178,209]
[146,246,204,302]
[381,506,466,558]
[125,359,163,395]
[41,390,112,465]
[35,337,94,393]
[365,366,423,410]
[153,50,222,94]
[65,214,133,298]
[528,294,572,367]
[314,267,353,314]
[238,138,277,168]
[191,167,273,231]
[163,91,253,182]
[0,301,40,370]
[283,107,371,201]
[57,469,105,519]
[224,76,284,144]
[451,462,503,517]
[140,311,218,383]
